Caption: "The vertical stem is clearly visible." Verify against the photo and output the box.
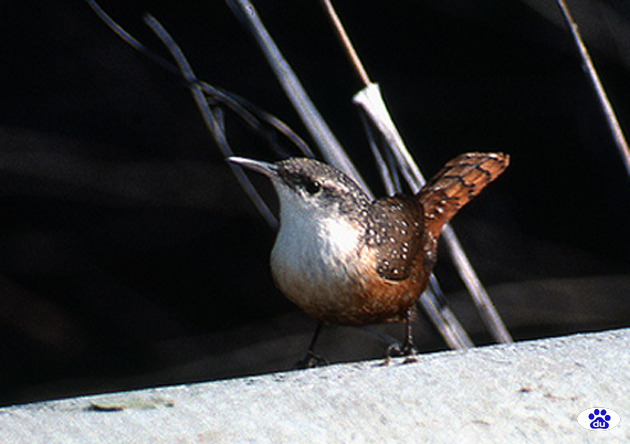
[320,0,371,85]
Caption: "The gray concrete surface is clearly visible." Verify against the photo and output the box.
[1,328,628,443]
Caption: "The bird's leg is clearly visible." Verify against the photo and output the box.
[294,321,329,369]
[385,308,418,364]
[400,309,419,363]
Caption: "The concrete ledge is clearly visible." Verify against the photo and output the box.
[1,329,628,443]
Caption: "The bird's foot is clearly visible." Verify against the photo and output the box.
[382,341,418,365]
[293,351,329,369]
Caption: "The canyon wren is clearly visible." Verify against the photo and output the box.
[229,152,509,358]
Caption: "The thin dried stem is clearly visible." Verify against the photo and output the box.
[143,14,278,229]
[556,0,630,178]
[226,0,372,196]
[319,0,371,86]
[353,73,513,347]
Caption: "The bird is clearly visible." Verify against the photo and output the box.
[229,152,509,364]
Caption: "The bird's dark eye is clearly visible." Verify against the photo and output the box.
[304,180,321,195]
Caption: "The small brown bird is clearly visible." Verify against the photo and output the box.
[229,152,509,362]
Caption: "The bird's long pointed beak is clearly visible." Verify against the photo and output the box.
[227,156,278,178]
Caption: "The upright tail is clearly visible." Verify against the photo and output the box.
[416,152,509,237]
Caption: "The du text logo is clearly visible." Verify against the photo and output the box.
[577,407,620,431]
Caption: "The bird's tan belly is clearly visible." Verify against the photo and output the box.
[271,246,426,325]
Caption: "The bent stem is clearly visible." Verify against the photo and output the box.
[325,2,512,345]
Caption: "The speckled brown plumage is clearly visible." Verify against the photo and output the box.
[230,152,509,327]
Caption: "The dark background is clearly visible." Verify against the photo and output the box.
[1,0,629,405]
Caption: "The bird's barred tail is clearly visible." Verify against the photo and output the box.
[416,152,509,237]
